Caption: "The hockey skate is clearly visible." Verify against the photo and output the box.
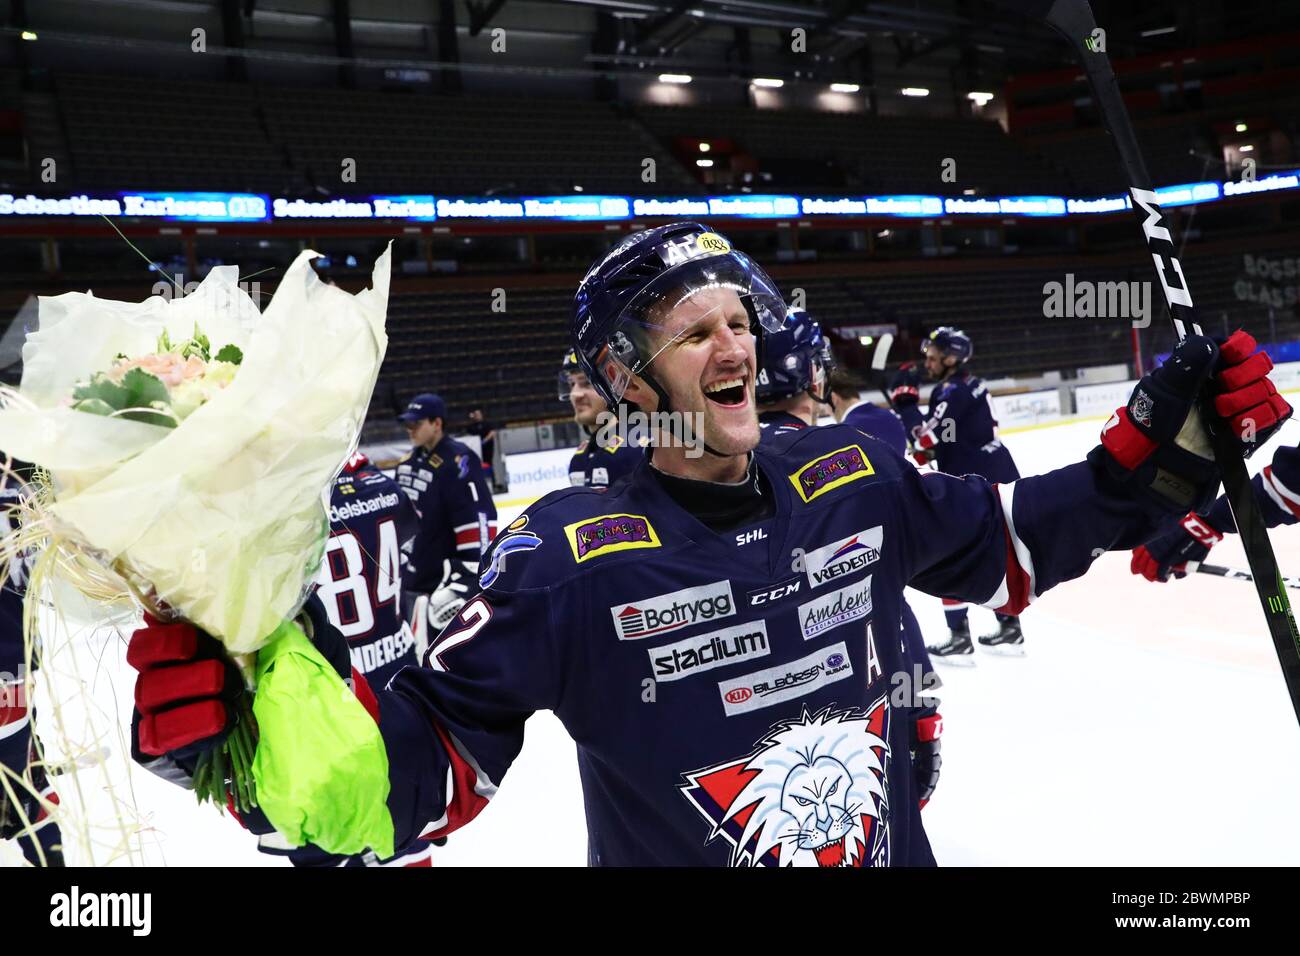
[978,617,1026,656]
[927,622,975,666]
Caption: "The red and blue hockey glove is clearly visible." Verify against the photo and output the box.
[1093,331,1291,513]
[128,614,244,759]
[911,707,943,809]
[128,598,369,764]
[889,363,922,408]
[1131,512,1224,583]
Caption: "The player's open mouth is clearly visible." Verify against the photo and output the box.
[704,377,747,408]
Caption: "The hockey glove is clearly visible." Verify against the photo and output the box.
[1131,512,1224,583]
[127,614,244,760]
[1092,331,1290,514]
[127,601,359,772]
[911,707,943,809]
[889,364,922,408]
[428,559,474,632]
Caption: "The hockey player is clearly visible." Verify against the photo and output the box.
[0,459,63,866]
[756,309,832,438]
[827,369,908,457]
[125,222,1286,867]
[316,452,420,691]
[560,349,643,490]
[891,327,1024,659]
[395,393,497,650]
[1131,435,1298,583]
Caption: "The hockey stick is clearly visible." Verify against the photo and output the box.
[1190,562,1300,591]
[868,332,897,410]
[993,0,1300,725]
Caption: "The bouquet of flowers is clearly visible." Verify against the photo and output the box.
[0,247,396,856]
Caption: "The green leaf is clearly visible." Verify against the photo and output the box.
[72,374,131,410]
[214,344,243,365]
[71,397,116,417]
[120,407,177,429]
[182,324,211,362]
[120,367,171,409]
[156,329,174,354]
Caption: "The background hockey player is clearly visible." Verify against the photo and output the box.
[125,222,1287,867]
[395,393,497,651]
[0,458,63,866]
[560,348,643,490]
[890,327,1024,660]
[827,369,909,456]
[756,309,833,438]
[1131,427,1297,584]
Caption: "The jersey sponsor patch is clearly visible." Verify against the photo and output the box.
[479,530,543,589]
[567,513,660,563]
[648,620,769,683]
[798,576,873,640]
[790,444,874,503]
[746,577,802,607]
[716,642,854,716]
[610,580,734,640]
[804,527,883,588]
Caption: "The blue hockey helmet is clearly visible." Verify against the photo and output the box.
[923,326,973,364]
[756,309,835,405]
[572,222,788,408]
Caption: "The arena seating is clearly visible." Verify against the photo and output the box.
[636,104,1064,196]
[50,73,696,196]
[26,72,1228,200]
[365,244,1299,439]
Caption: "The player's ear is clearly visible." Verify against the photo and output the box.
[621,375,658,413]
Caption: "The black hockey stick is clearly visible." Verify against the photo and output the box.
[868,332,897,410]
[993,0,1300,723]
[1191,563,1300,591]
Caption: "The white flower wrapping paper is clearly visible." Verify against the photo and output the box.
[0,246,391,652]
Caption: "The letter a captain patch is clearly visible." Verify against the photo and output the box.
[790,444,874,503]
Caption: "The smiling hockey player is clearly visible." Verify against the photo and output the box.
[560,349,643,490]
[126,222,1288,867]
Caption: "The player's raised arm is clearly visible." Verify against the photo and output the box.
[897,331,1288,612]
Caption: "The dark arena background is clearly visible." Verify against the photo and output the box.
[2,0,1300,881]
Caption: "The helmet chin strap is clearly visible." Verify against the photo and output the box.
[640,371,734,459]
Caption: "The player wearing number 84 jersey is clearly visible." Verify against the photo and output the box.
[314,452,421,690]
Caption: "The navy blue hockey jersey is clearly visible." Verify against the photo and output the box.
[373,424,1170,866]
[898,371,1019,482]
[395,437,497,592]
[568,434,643,490]
[758,410,810,441]
[842,400,908,458]
[1206,443,1300,531]
[314,455,421,689]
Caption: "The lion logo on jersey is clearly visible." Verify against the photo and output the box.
[680,701,891,867]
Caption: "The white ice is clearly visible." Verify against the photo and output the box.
[6,413,1300,867]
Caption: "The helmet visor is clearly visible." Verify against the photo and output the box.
[593,250,787,403]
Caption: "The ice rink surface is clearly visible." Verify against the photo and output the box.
[8,413,1300,867]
